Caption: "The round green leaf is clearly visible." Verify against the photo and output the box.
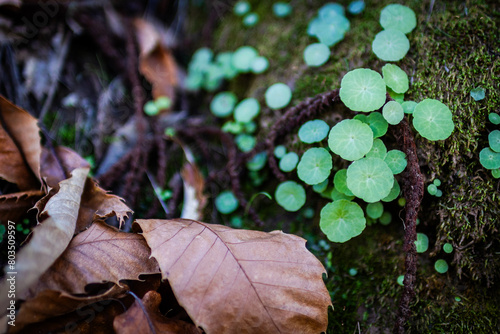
[379,211,392,225]
[272,2,292,17]
[313,19,348,47]
[275,181,306,212]
[233,1,250,16]
[243,12,259,27]
[397,275,404,286]
[443,243,453,254]
[274,145,287,158]
[348,1,365,15]
[366,138,387,159]
[235,134,256,152]
[488,130,500,152]
[313,179,329,193]
[297,148,333,185]
[144,100,159,116]
[382,101,404,125]
[339,68,387,112]
[433,179,442,186]
[365,112,388,138]
[380,4,417,34]
[333,169,354,197]
[330,187,355,201]
[210,91,237,117]
[320,200,366,243]
[246,152,267,171]
[372,29,410,62]
[381,177,400,202]
[251,56,269,74]
[413,99,455,141]
[222,121,243,134]
[427,184,438,195]
[346,157,394,203]
[279,152,299,172]
[155,96,171,110]
[232,46,259,72]
[492,168,500,178]
[434,259,449,274]
[215,190,239,214]
[234,97,260,123]
[415,233,429,253]
[479,147,500,170]
[328,119,373,161]
[265,83,292,110]
[489,113,500,125]
[366,202,384,219]
[402,100,417,114]
[298,119,330,143]
[382,64,409,94]
[470,87,485,101]
[304,43,330,67]
[384,149,407,174]
[318,3,345,18]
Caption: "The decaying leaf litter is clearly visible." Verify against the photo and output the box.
[1,0,499,333]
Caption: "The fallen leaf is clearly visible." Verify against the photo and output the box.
[0,190,44,223]
[10,284,128,334]
[40,146,90,189]
[114,290,201,334]
[0,167,89,313]
[77,178,132,232]
[135,219,331,334]
[0,95,41,190]
[134,18,178,105]
[180,162,207,221]
[24,220,160,297]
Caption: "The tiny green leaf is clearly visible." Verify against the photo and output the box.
[320,200,366,243]
[379,4,417,34]
[402,101,417,114]
[366,138,387,159]
[272,2,292,17]
[434,259,449,274]
[346,157,394,203]
[234,97,260,123]
[412,99,454,141]
[144,100,159,116]
[304,43,330,67]
[274,145,287,158]
[415,233,429,253]
[232,46,259,72]
[250,56,269,74]
[488,113,500,125]
[381,177,400,202]
[443,243,453,253]
[235,134,256,152]
[427,184,438,195]
[382,64,409,94]
[348,1,365,15]
[382,101,404,125]
[366,202,384,219]
[210,91,238,117]
[339,68,387,112]
[298,119,330,143]
[372,29,410,62]
[279,152,299,172]
[379,211,392,225]
[275,181,306,212]
[233,1,250,16]
[384,149,407,174]
[488,130,500,152]
[246,152,267,171]
[265,83,292,110]
[215,190,239,214]
[365,112,389,138]
[328,119,373,161]
[333,169,354,197]
[297,147,333,185]
[243,12,259,27]
[470,87,485,101]
[479,147,500,170]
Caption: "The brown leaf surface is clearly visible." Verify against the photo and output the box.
[135,219,331,334]
[77,178,132,232]
[10,284,128,334]
[180,162,207,221]
[134,18,178,104]
[114,290,201,334]
[0,190,44,223]
[25,220,160,297]
[0,95,41,190]
[40,146,90,189]
[0,167,89,313]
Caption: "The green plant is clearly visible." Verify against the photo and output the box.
[272,2,292,18]
[434,259,449,274]
[265,83,292,110]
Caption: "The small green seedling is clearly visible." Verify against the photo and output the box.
[366,138,387,159]
[313,179,329,193]
[233,1,250,16]
[366,202,384,219]
[243,12,259,27]
[230,216,243,228]
[304,43,331,67]
[492,169,500,179]
[274,145,287,158]
[427,184,438,196]
[382,101,404,125]
[234,97,260,123]
[397,275,404,286]
[402,101,417,114]
[320,200,366,243]
[379,211,392,225]
[382,64,409,94]
[318,3,345,17]
[246,152,267,171]
[489,113,500,125]
[297,147,333,185]
[346,157,394,203]
[384,149,407,174]
[235,134,256,152]
[412,99,455,141]
[265,83,292,109]
[333,169,354,197]
[470,87,485,101]
[415,233,429,253]
[144,100,159,116]
[443,243,453,253]
[279,152,299,172]
[379,4,416,34]
[328,119,374,161]
[215,190,239,214]
[372,29,410,62]
[275,181,306,211]
[222,121,244,134]
[434,259,449,274]
[362,112,389,138]
[348,1,365,15]
[273,2,292,17]
[232,46,259,72]
[381,178,400,202]
[339,68,387,112]
[298,119,330,143]
[479,147,500,170]
[251,56,269,74]
[488,130,500,152]
[349,268,358,276]
[210,91,237,117]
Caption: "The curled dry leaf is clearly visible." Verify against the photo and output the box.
[135,219,331,334]
[134,18,178,104]
[114,290,201,334]
[40,146,90,189]
[0,95,41,190]
[0,167,89,313]
[0,190,44,223]
[180,162,207,221]
[25,220,160,297]
[10,284,128,334]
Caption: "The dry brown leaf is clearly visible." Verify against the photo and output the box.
[10,284,128,334]
[135,219,331,334]
[134,18,178,104]
[0,190,44,223]
[0,95,41,190]
[25,220,160,297]
[40,146,90,189]
[77,178,132,232]
[180,162,207,221]
[0,167,89,314]
[114,290,201,334]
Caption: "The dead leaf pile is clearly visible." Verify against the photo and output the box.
[0,97,331,333]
